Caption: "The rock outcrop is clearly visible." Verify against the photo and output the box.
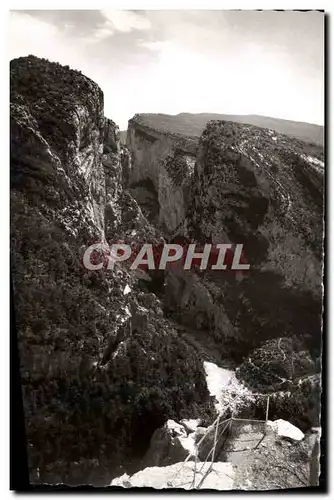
[11,55,106,241]
[142,419,197,468]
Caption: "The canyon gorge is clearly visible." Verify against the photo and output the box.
[10,56,324,488]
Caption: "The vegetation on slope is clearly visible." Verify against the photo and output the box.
[10,55,104,161]
[10,56,215,485]
[131,112,324,146]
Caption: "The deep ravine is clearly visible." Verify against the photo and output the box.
[11,56,323,487]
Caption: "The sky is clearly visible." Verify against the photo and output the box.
[9,10,324,129]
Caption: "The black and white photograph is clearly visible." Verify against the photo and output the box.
[9,8,325,490]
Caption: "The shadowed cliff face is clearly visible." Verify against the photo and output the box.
[164,120,324,359]
[10,56,214,486]
[11,56,106,241]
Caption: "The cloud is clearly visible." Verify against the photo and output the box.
[101,10,151,33]
[137,40,168,52]
[9,11,60,60]
[93,26,114,41]
[87,10,152,44]
[87,21,114,42]
[9,10,324,128]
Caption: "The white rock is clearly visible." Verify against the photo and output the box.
[123,284,131,295]
[111,473,131,487]
[267,419,304,442]
[203,361,255,414]
[110,461,235,490]
[166,420,187,437]
[203,362,233,411]
[180,419,201,433]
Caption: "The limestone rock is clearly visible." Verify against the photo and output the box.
[111,461,235,490]
[127,116,197,233]
[158,150,196,232]
[234,373,321,431]
[267,419,305,442]
[180,419,201,433]
[309,428,321,486]
[104,117,120,154]
[143,420,195,468]
[222,420,311,490]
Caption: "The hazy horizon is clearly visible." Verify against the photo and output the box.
[124,110,324,127]
[9,10,324,129]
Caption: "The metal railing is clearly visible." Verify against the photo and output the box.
[167,396,271,489]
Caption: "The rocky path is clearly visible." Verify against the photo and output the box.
[167,320,258,416]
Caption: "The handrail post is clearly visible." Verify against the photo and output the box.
[265,395,270,422]
[191,451,197,489]
[212,413,220,463]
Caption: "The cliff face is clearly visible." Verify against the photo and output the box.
[10,56,214,486]
[163,120,324,359]
[164,121,323,358]
[125,114,323,362]
[126,115,197,233]
[11,56,106,240]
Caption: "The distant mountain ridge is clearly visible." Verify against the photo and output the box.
[124,113,324,147]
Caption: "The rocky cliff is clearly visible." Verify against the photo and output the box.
[126,115,197,233]
[10,56,215,486]
[127,114,323,360]
[125,114,324,438]
[164,121,324,360]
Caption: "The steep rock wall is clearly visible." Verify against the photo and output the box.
[165,120,324,359]
[11,56,106,241]
[158,150,196,233]
[10,56,214,486]
[127,115,197,232]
